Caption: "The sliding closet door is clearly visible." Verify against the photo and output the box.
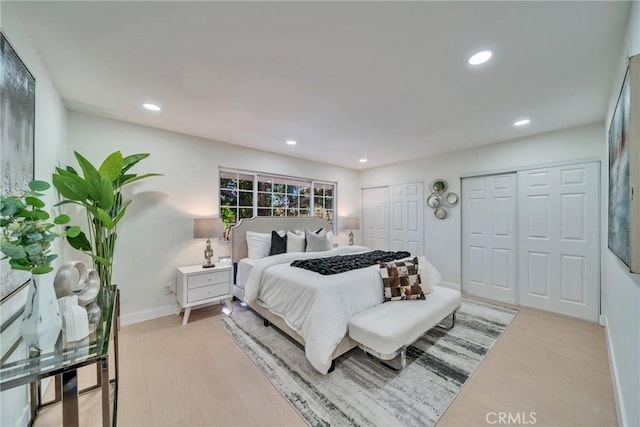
[518,163,599,322]
[462,174,518,303]
[389,183,424,255]
[362,187,390,250]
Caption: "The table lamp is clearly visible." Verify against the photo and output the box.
[193,218,223,268]
[340,217,360,246]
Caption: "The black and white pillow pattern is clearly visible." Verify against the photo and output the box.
[379,257,425,301]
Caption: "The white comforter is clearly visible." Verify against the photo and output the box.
[244,245,384,374]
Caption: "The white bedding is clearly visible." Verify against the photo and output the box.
[236,258,259,290]
[244,245,384,374]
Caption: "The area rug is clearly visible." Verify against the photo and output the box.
[219,298,518,427]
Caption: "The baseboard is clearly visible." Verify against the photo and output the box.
[439,281,461,291]
[602,315,626,427]
[120,304,179,326]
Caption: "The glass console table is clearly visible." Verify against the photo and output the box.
[0,285,120,426]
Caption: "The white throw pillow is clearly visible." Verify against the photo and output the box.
[246,231,272,259]
[286,230,306,253]
[305,228,328,252]
[417,255,441,294]
[326,231,335,250]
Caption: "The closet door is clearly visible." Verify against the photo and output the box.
[362,187,390,250]
[389,183,424,255]
[518,163,599,322]
[462,174,518,303]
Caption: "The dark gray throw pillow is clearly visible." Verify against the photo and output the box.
[269,230,287,255]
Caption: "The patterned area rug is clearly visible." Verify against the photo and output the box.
[219,298,518,427]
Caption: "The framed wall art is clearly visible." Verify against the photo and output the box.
[1,31,35,300]
[609,54,640,273]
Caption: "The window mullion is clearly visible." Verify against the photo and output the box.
[253,173,258,214]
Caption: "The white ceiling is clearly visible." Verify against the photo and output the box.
[9,1,631,169]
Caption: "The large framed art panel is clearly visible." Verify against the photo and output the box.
[1,31,35,368]
[0,31,35,301]
[608,62,631,266]
[609,54,640,273]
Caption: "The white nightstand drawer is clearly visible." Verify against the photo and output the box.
[187,270,229,290]
[187,282,230,303]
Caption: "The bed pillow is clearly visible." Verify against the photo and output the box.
[269,230,287,256]
[305,228,328,252]
[417,255,441,294]
[379,258,425,301]
[326,231,335,250]
[246,230,284,258]
[286,230,306,253]
[246,231,272,259]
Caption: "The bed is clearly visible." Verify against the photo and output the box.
[230,216,387,374]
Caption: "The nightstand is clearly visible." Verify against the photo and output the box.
[176,264,233,325]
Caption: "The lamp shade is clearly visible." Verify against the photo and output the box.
[340,217,360,231]
[193,218,223,239]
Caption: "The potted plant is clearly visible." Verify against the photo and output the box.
[0,180,81,350]
[52,151,160,289]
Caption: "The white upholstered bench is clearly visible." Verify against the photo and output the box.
[348,285,462,370]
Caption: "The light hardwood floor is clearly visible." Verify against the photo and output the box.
[35,297,617,426]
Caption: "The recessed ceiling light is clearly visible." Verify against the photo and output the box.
[286,140,297,145]
[514,119,531,126]
[359,158,368,163]
[143,103,161,111]
[468,50,493,65]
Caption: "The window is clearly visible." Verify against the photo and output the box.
[219,169,336,237]
[220,171,255,228]
[257,176,311,218]
[313,182,334,223]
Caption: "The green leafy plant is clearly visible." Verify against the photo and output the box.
[52,151,160,288]
[0,180,81,274]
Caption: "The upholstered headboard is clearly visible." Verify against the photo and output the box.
[230,216,333,262]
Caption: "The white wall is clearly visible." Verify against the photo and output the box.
[602,2,640,426]
[66,112,361,324]
[0,2,68,426]
[359,122,603,287]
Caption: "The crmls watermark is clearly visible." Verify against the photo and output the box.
[485,412,537,425]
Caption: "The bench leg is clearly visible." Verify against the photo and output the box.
[327,359,336,373]
[364,346,407,371]
[437,311,456,330]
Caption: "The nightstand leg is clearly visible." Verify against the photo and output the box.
[224,299,234,313]
[182,308,191,325]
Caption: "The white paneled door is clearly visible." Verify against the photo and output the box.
[389,183,424,255]
[362,187,390,250]
[518,163,599,322]
[462,174,518,303]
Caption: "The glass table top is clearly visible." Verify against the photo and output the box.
[0,285,118,391]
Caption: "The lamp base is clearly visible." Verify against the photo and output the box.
[202,263,216,268]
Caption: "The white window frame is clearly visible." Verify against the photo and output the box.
[219,168,337,233]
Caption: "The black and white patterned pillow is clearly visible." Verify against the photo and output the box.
[379,257,425,301]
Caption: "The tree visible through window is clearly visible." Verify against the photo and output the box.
[219,169,335,238]
[313,182,334,223]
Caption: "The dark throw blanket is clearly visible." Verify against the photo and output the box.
[291,250,411,275]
